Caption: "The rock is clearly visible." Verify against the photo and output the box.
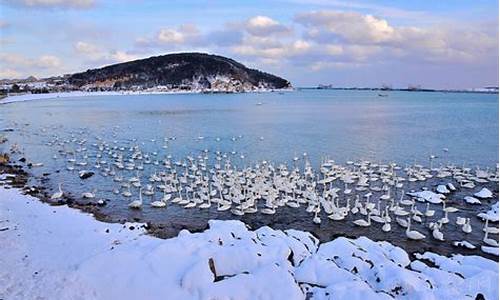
[464,196,481,205]
[474,188,493,199]
[453,240,476,250]
[436,185,450,194]
[79,170,95,179]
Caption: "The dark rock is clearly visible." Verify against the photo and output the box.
[79,170,94,179]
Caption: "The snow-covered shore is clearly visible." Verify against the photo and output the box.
[0,91,200,104]
[0,88,293,105]
[0,185,498,300]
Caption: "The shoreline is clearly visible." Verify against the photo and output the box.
[1,169,498,299]
[0,88,294,105]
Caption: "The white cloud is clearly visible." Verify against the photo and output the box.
[109,50,138,63]
[295,10,497,65]
[232,37,310,60]
[37,55,61,68]
[0,53,61,68]
[137,24,201,48]
[74,41,104,60]
[0,68,21,78]
[245,16,290,36]
[296,11,395,44]
[0,53,64,78]
[3,0,95,9]
[74,41,139,64]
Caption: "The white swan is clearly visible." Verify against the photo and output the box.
[406,217,426,240]
[353,211,371,227]
[461,218,472,234]
[313,206,321,224]
[424,203,435,217]
[432,222,444,241]
[50,183,63,200]
[82,189,96,199]
[128,188,143,209]
[483,230,499,247]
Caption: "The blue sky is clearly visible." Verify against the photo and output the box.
[0,0,498,89]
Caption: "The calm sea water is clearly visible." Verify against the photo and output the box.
[0,89,498,257]
[1,89,498,167]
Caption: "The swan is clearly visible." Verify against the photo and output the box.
[122,185,132,197]
[406,217,426,240]
[353,211,371,227]
[261,206,276,214]
[412,212,423,223]
[456,216,466,225]
[432,223,444,241]
[82,189,96,199]
[462,218,472,233]
[424,203,435,217]
[50,183,63,200]
[313,207,321,224]
[483,231,499,247]
[128,188,143,209]
[396,217,408,228]
[382,218,391,232]
[150,198,167,208]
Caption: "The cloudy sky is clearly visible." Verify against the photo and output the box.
[0,0,498,88]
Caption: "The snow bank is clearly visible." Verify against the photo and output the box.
[478,201,499,222]
[0,186,498,300]
[407,190,445,204]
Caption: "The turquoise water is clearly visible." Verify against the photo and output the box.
[1,89,498,167]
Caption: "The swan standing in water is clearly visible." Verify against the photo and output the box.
[483,230,499,247]
[432,221,444,241]
[462,218,472,234]
[50,183,64,200]
[129,188,143,209]
[313,206,321,224]
[406,217,426,240]
[82,189,96,199]
[353,211,372,227]
[424,203,435,217]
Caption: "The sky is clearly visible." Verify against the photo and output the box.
[0,0,498,89]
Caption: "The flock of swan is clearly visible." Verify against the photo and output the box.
[36,130,499,255]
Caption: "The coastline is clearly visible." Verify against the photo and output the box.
[0,88,294,105]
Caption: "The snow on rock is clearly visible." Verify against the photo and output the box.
[407,190,445,204]
[464,196,482,205]
[481,246,499,257]
[1,186,498,300]
[453,240,477,250]
[478,201,499,222]
[481,246,498,256]
[474,188,493,199]
[436,185,450,194]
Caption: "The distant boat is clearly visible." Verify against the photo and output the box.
[256,102,263,106]
[378,93,389,97]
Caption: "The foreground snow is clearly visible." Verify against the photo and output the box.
[0,186,498,300]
